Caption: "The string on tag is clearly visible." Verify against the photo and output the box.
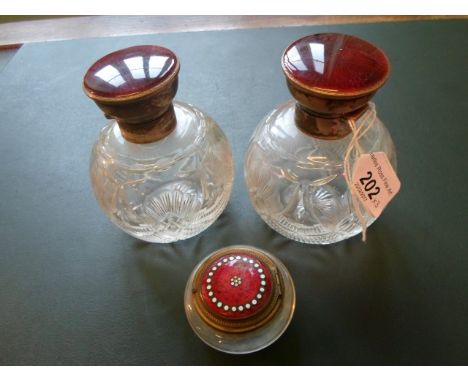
[343,103,377,242]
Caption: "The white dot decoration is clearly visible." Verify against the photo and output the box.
[257,294,262,299]
[260,274,266,279]
[258,268,263,273]
[232,307,237,312]
[260,287,265,292]
[224,305,229,311]
[252,299,257,305]
[261,281,266,286]
[249,259,254,264]
[230,275,242,287]
[245,304,251,309]
[229,256,234,261]
[207,285,211,290]
[207,278,211,283]
[238,306,244,311]
[254,263,259,268]
[223,258,228,263]
[212,267,217,271]
[217,302,222,308]
[208,291,213,297]
[243,257,248,262]
[217,262,222,267]
[208,272,213,277]
[212,297,217,303]
[236,256,241,260]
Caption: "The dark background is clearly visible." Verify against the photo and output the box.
[0,20,467,365]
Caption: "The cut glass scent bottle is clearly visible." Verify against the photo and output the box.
[84,45,234,243]
[244,33,397,244]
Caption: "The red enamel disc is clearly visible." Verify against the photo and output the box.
[84,45,178,99]
[282,33,389,96]
[200,252,273,320]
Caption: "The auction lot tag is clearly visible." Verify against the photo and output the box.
[351,152,401,217]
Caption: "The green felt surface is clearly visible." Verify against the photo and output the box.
[0,20,467,365]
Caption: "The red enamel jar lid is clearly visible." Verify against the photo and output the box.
[187,246,293,334]
[201,253,274,320]
[83,45,179,101]
[282,33,390,97]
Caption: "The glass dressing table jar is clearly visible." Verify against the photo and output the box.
[184,245,295,354]
[84,45,234,243]
[244,33,397,244]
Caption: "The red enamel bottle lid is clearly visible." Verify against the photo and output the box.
[82,45,180,143]
[185,246,295,353]
[282,33,390,116]
[282,33,389,96]
[83,45,179,101]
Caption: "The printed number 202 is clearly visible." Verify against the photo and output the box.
[359,171,380,200]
